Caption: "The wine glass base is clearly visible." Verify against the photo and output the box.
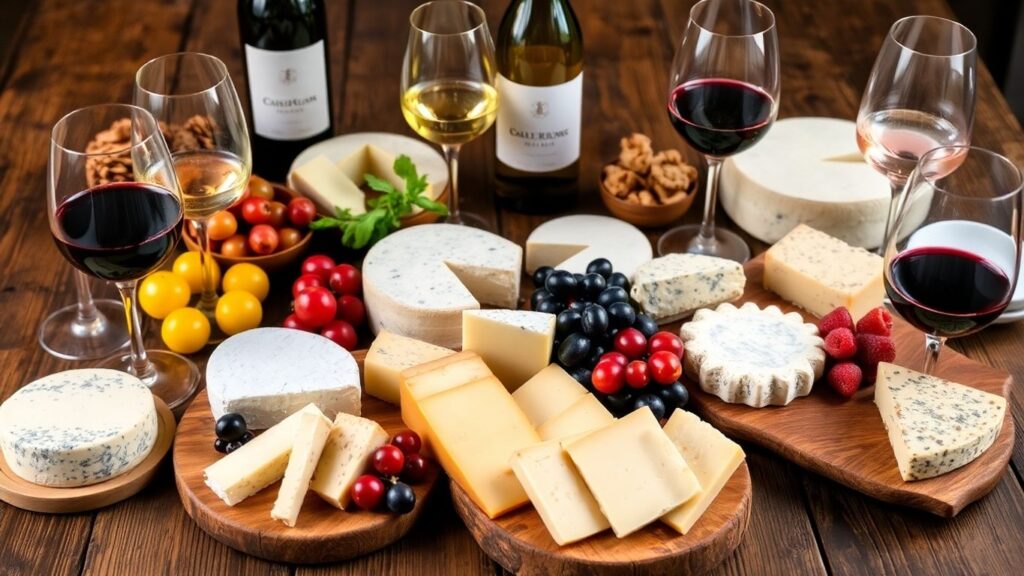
[445,211,494,231]
[657,225,751,263]
[38,299,131,361]
[96,350,201,411]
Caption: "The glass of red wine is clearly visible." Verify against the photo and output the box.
[659,0,779,263]
[48,104,200,409]
[884,145,1022,374]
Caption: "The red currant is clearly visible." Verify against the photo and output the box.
[648,350,683,385]
[402,453,430,483]
[350,474,386,510]
[648,331,684,359]
[613,327,648,359]
[391,430,422,455]
[592,359,625,394]
[625,360,650,389]
[372,445,406,477]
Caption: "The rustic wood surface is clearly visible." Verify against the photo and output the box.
[1,0,1023,574]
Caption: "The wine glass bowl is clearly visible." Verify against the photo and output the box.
[883,145,1022,374]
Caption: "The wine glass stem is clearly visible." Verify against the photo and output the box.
[193,218,219,315]
[442,144,462,225]
[922,333,946,375]
[881,179,907,254]
[115,280,155,383]
[73,270,99,323]
[696,157,723,248]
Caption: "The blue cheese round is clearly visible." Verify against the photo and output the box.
[0,369,158,487]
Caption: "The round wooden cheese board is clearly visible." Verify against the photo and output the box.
[173,352,440,565]
[0,395,175,514]
[451,463,752,576]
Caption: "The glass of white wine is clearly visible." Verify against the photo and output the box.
[135,52,252,336]
[401,0,499,229]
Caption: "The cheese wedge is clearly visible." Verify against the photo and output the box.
[290,155,366,216]
[270,409,332,527]
[538,393,614,441]
[512,364,587,428]
[399,351,493,452]
[365,331,454,405]
[462,309,556,392]
[310,412,389,509]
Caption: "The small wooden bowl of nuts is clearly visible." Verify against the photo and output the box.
[600,133,698,228]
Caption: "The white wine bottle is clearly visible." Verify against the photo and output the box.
[495,0,583,213]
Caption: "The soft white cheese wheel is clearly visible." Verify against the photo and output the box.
[720,117,891,249]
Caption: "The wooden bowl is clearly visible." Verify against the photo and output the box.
[182,183,312,274]
[600,175,696,228]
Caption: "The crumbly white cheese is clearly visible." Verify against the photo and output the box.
[630,253,746,323]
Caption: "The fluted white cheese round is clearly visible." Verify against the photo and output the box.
[720,117,891,249]
[525,215,653,279]
[0,369,158,487]
[206,328,361,429]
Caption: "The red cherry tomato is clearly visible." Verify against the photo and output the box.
[320,320,358,350]
[648,331,684,360]
[648,350,682,385]
[402,453,430,483]
[625,360,650,389]
[391,430,422,455]
[591,359,625,394]
[247,224,279,255]
[282,313,313,332]
[301,254,336,282]
[336,294,366,326]
[599,351,629,367]
[293,287,337,328]
[267,201,288,228]
[614,327,648,359]
[287,197,318,228]
[241,197,272,225]
[278,227,303,251]
[221,234,248,258]
[372,445,406,476]
[292,273,324,299]
[328,264,362,296]
[351,474,386,510]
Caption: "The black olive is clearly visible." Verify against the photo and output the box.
[633,314,658,338]
[607,272,630,291]
[596,286,629,307]
[532,266,555,289]
[580,304,610,338]
[570,366,593,387]
[215,413,248,442]
[658,381,690,411]
[634,393,666,420]
[586,258,614,279]
[580,273,607,300]
[530,288,554,310]
[603,390,635,416]
[558,333,592,367]
[569,300,587,312]
[545,270,578,300]
[585,343,607,368]
[556,309,583,337]
[535,298,563,314]
[386,482,417,514]
[607,301,637,328]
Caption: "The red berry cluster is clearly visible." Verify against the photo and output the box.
[590,330,688,419]
[819,306,896,398]
[350,430,431,515]
[283,254,365,350]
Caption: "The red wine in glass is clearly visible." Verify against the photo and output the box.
[885,246,1012,337]
[53,182,183,282]
[668,78,775,157]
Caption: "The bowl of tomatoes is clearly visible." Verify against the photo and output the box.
[183,175,317,273]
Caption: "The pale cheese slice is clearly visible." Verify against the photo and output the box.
[310,412,390,509]
[365,331,454,405]
[462,309,556,392]
[290,155,366,216]
[271,408,333,527]
[512,364,587,429]
[538,394,614,441]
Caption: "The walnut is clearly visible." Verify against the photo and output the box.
[617,133,653,173]
[649,149,697,204]
[84,119,134,187]
[602,164,643,198]
[638,190,657,206]
[183,114,216,150]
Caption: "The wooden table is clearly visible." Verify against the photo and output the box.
[1,1,1022,574]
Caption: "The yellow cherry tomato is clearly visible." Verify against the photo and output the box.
[138,271,191,319]
[222,263,271,301]
[161,307,211,354]
[173,251,221,294]
[216,290,263,336]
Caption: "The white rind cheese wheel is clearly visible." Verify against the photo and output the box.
[362,224,522,348]
[525,215,653,279]
[720,117,891,249]
[0,369,158,487]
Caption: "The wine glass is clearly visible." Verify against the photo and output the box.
[135,53,252,336]
[659,0,780,263]
[48,104,199,408]
[401,0,499,229]
[856,15,976,249]
[38,272,130,360]
[884,146,1021,374]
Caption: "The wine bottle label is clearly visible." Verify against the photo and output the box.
[244,41,330,141]
[496,73,582,172]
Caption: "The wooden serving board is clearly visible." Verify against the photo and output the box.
[679,255,1014,518]
[173,351,440,564]
[451,464,752,576]
[0,396,175,514]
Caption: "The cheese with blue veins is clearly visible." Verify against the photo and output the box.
[630,253,746,323]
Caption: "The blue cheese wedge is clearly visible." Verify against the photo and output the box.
[875,362,1006,481]
[630,254,746,323]
[0,369,157,487]
[680,303,824,407]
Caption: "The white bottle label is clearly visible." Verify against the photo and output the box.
[244,41,330,141]
[496,73,582,172]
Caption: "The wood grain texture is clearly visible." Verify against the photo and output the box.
[452,463,751,576]
[685,255,1014,517]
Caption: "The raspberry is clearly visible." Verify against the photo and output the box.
[855,334,896,383]
[823,328,857,360]
[819,307,853,337]
[856,307,893,337]
[827,362,863,398]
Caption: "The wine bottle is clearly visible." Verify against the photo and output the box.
[238,0,333,181]
[494,0,583,213]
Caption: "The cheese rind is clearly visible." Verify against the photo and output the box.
[399,351,493,450]
[206,328,361,429]
[0,369,157,488]
[462,309,556,391]
[661,409,745,534]
[630,254,746,323]
[291,155,367,216]
[271,409,333,527]
[310,412,389,509]
[510,440,610,545]
[525,215,653,279]
[365,331,454,405]
[875,363,1006,481]
[564,407,701,538]
[537,394,615,441]
[763,224,884,320]
[512,364,588,428]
